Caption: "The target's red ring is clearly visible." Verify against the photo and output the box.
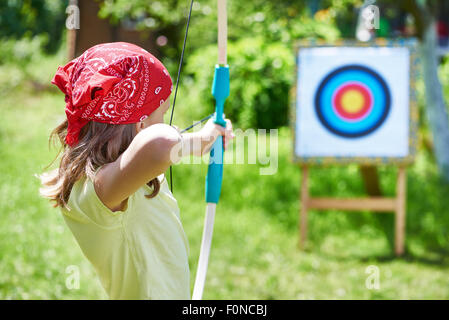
[332,83,373,120]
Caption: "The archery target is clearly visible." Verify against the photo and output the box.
[315,65,391,138]
[295,46,411,160]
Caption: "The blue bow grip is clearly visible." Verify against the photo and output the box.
[205,65,229,203]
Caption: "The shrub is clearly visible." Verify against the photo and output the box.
[185,37,295,129]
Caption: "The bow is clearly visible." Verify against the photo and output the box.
[168,0,229,300]
[192,0,229,300]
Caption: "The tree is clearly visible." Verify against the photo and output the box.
[0,0,66,53]
[396,0,449,181]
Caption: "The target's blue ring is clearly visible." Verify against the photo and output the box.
[314,65,391,138]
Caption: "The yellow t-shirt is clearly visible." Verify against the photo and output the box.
[61,171,190,300]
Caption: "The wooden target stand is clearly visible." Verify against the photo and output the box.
[299,164,407,256]
[292,39,418,257]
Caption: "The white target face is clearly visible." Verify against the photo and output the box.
[295,46,412,162]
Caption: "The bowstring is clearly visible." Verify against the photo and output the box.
[169,0,195,193]
[180,113,213,133]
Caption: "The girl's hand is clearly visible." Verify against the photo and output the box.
[200,117,235,152]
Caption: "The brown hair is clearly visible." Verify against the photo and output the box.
[39,119,160,209]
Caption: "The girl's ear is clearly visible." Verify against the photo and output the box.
[135,122,144,133]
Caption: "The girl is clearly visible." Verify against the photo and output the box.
[39,42,233,299]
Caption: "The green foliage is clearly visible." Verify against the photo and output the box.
[185,38,294,129]
[0,0,65,53]
[98,0,191,60]
[0,35,47,65]
[0,36,65,96]
[328,0,362,38]
[98,0,343,60]
[98,0,187,27]
[438,56,449,103]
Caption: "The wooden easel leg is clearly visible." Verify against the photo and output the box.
[395,166,407,256]
[299,165,309,249]
[360,165,382,196]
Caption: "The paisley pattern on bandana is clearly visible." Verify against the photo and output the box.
[52,42,173,146]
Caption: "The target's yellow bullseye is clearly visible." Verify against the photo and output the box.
[341,90,364,114]
[333,83,372,120]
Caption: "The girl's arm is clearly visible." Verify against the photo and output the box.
[94,123,181,212]
[94,119,233,212]
[180,118,233,157]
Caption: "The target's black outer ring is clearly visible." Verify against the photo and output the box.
[314,64,391,138]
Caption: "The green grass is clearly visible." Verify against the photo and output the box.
[1,60,449,299]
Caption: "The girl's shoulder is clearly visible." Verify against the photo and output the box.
[63,170,171,227]
[62,172,127,227]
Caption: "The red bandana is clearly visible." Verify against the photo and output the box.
[52,42,173,146]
